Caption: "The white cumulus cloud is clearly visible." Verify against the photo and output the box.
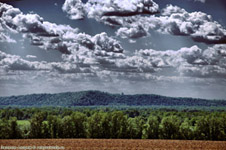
[62,0,85,20]
[62,0,159,20]
[111,4,226,44]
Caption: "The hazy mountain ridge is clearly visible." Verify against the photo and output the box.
[0,91,226,107]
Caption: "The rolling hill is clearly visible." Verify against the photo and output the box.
[0,91,226,107]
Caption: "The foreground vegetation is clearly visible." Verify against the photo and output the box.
[0,107,226,140]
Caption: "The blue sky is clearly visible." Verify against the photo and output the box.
[0,0,226,99]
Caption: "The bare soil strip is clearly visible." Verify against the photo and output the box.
[0,139,226,150]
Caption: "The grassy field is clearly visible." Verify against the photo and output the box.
[0,139,226,150]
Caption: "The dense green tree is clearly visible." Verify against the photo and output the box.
[42,122,51,138]
[209,116,224,140]
[101,112,112,138]
[88,112,103,138]
[71,112,87,138]
[0,119,11,139]
[143,116,159,139]
[29,112,45,138]
[0,108,226,140]
[127,118,136,138]
[179,118,194,140]
[9,117,22,139]
[61,112,87,138]
[127,117,144,139]
[15,108,24,120]
[47,115,61,138]
[62,116,73,138]
[111,111,128,138]
[221,114,226,140]
[195,116,211,140]
[195,115,224,140]
[159,116,181,139]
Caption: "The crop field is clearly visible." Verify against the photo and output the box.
[0,139,226,150]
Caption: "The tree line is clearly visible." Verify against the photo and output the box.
[0,108,226,140]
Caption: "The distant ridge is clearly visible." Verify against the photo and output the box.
[0,91,226,107]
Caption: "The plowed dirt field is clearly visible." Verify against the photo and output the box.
[0,139,226,150]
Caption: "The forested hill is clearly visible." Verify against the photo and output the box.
[0,91,226,107]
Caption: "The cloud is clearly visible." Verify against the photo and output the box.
[1,1,226,99]
[0,3,124,55]
[0,3,135,77]
[0,51,49,71]
[61,1,226,44]
[116,25,148,39]
[0,31,126,75]
[114,55,157,73]
[136,44,226,78]
[114,4,226,44]
[157,5,226,44]
[50,62,92,73]
[0,13,16,43]
[62,0,159,20]
[85,0,159,18]
[61,0,158,39]
[62,0,85,20]
[37,32,125,64]
[93,32,124,53]
[0,50,95,73]
[1,40,226,101]
[194,0,206,3]
[0,32,16,43]
[26,55,37,59]
[0,2,78,43]
[161,4,186,16]
[1,2,226,81]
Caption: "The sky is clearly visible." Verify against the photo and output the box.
[0,0,226,99]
